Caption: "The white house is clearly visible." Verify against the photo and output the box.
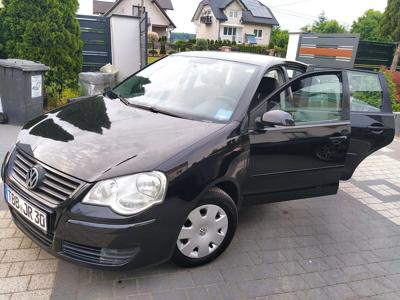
[192,0,279,45]
[104,0,175,39]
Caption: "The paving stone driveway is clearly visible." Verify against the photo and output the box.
[1,125,400,299]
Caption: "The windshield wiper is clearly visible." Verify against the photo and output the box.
[106,90,131,106]
[149,107,185,119]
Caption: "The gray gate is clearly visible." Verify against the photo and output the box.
[77,15,112,72]
[355,41,399,71]
[140,12,148,69]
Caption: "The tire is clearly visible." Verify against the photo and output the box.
[171,187,238,268]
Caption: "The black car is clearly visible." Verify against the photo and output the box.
[1,52,395,269]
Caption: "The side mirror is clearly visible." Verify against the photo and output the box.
[258,110,295,127]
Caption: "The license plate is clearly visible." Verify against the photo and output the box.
[7,187,48,232]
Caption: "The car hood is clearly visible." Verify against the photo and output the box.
[16,96,226,182]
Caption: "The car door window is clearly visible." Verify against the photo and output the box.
[267,74,344,124]
[348,71,382,112]
[250,69,285,111]
[285,67,306,80]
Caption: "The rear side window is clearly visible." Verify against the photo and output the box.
[348,71,382,112]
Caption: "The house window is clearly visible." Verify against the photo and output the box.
[229,10,238,18]
[224,27,237,36]
[133,5,145,17]
[254,29,263,38]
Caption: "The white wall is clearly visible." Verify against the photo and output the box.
[78,0,94,15]
[108,0,170,27]
[286,33,301,61]
[110,15,141,81]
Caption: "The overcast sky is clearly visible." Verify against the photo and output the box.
[168,0,388,33]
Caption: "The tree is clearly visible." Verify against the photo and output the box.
[0,0,83,98]
[381,0,400,71]
[148,32,159,56]
[271,27,289,55]
[314,20,346,34]
[351,10,388,42]
[301,11,347,34]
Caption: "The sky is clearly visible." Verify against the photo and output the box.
[168,0,388,33]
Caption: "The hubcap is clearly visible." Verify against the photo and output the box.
[177,204,229,259]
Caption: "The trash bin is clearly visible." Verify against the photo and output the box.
[0,59,50,125]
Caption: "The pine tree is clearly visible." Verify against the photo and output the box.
[0,0,83,97]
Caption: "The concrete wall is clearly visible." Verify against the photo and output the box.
[395,113,400,137]
[110,15,141,81]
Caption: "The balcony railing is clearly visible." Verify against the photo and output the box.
[200,16,212,25]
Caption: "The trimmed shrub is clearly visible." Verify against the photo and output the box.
[160,41,166,55]
[0,0,83,100]
[194,39,209,51]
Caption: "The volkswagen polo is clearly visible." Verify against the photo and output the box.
[1,52,395,269]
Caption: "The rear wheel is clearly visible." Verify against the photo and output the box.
[171,188,238,267]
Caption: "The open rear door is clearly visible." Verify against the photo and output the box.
[341,70,395,180]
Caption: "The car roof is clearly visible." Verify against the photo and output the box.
[173,51,305,68]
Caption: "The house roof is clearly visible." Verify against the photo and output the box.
[193,0,279,26]
[156,0,174,10]
[104,0,176,28]
[93,1,115,15]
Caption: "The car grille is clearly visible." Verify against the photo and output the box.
[62,241,138,267]
[11,149,82,206]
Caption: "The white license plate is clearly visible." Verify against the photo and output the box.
[7,188,48,232]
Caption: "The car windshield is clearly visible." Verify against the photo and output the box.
[112,56,258,122]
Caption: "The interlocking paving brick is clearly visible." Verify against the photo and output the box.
[300,272,327,289]
[7,262,23,277]
[9,289,52,300]
[0,275,30,294]
[2,248,39,263]
[20,259,58,275]
[296,288,330,300]
[28,273,55,291]
[0,238,22,251]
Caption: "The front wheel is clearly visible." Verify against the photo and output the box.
[171,188,238,268]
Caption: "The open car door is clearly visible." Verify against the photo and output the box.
[341,70,395,180]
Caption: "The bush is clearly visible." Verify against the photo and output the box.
[383,69,400,112]
[47,87,82,110]
[194,39,209,51]
[0,0,83,100]
[168,49,177,54]
[239,45,268,54]
[160,41,166,55]
[149,49,158,56]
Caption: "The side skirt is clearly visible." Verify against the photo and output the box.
[242,183,339,206]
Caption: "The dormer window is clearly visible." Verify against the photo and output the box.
[229,10,238,18]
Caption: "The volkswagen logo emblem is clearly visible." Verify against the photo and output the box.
[25,165,45,190]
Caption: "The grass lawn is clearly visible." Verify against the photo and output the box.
[148,56,161,64]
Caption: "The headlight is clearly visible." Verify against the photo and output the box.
[82,172,167,215]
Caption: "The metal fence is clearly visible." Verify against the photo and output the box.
[355,41,399,71]
[139,12,148,69]
[77,15,112,72]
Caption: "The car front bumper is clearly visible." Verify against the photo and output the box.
[3,147,191,270]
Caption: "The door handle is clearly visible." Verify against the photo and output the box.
[329,136,348,141]
[367,123,385,134]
